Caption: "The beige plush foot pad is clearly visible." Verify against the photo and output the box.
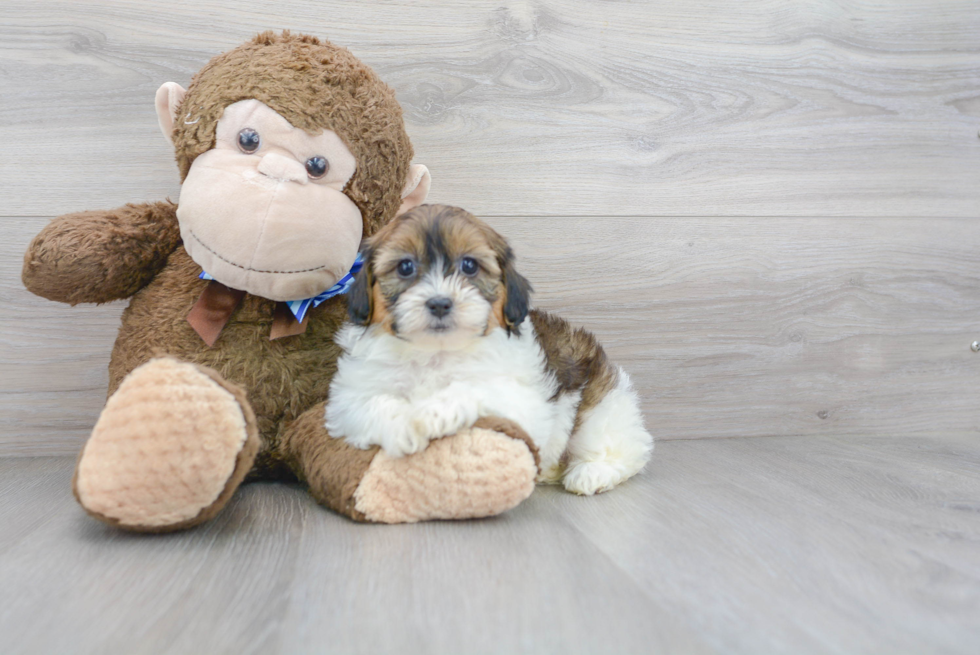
[73,358,259,532]
[353,425,539,524]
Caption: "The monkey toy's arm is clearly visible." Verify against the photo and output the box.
[22,200,181,305]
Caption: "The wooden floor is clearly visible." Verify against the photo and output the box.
[2,435,978,654]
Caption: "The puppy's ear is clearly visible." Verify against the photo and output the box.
[477,219,533,335]
[347,243,375,326]
[502,261,532,335]
[491,237,533,335]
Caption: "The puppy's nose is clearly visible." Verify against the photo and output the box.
[426,297,453,318]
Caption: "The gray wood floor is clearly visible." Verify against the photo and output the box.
[2,435,979,654]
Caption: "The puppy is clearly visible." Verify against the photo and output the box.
[325,204,653,495]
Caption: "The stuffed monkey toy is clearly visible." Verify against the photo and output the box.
[22,32,539,531]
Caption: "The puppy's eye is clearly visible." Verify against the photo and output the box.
[237,128,260,153]
[305,156,329,179]
[459,257,478,277]
[396,259,416,279]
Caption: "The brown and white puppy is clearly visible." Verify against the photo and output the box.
[325,205,653,495]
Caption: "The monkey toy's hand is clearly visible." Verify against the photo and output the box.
[22,201,181,305]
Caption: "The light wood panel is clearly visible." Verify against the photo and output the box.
[1,435,978,653]
[0,217,120,455]
[560,434,980,654]
[491,215,980,442]
[1,0,979,217]
[4,214,978,456]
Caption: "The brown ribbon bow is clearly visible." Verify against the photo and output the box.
[187,280,309,347]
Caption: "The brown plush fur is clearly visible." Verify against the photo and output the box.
[106,246,347,478]
[281,409,541,523]
[23,201,181,305]
[281,400,378,521]
[172,31,412,236]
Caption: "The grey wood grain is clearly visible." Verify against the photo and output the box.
[555,434,980,654]
[489,215,980,443]
[0,216,120,455]
[1,1,978,217]
[0,458,712,655]
[5,214,978,456]
[1,435,978,654]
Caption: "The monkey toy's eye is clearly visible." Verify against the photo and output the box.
[396,259,416,279]
[237,128,260,153]
[305,156,329,179]
[459,257,478,277]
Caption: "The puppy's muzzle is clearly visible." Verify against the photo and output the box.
[425,296,453,318]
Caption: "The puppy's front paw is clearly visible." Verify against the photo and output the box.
[562,461,625,496]
[411,397,478,442]
[381,425,429,458]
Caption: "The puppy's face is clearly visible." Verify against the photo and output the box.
[348,205,532,350]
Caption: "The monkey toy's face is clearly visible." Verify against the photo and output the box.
[175,99,362,301]
[154,43,429,304]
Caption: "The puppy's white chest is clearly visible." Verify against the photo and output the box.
[395,355,476,400]
[394,332,548,400]
[331,323,565,449]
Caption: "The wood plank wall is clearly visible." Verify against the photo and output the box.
[2,1,978,455]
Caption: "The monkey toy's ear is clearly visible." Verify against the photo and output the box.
[396,164,431,216]
[154,82,188,146]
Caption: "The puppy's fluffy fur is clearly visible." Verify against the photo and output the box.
[325,205,652,495]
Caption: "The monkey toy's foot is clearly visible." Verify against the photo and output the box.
[353,417,540,523]
[73,358,259,532]
[286,411,540,524]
